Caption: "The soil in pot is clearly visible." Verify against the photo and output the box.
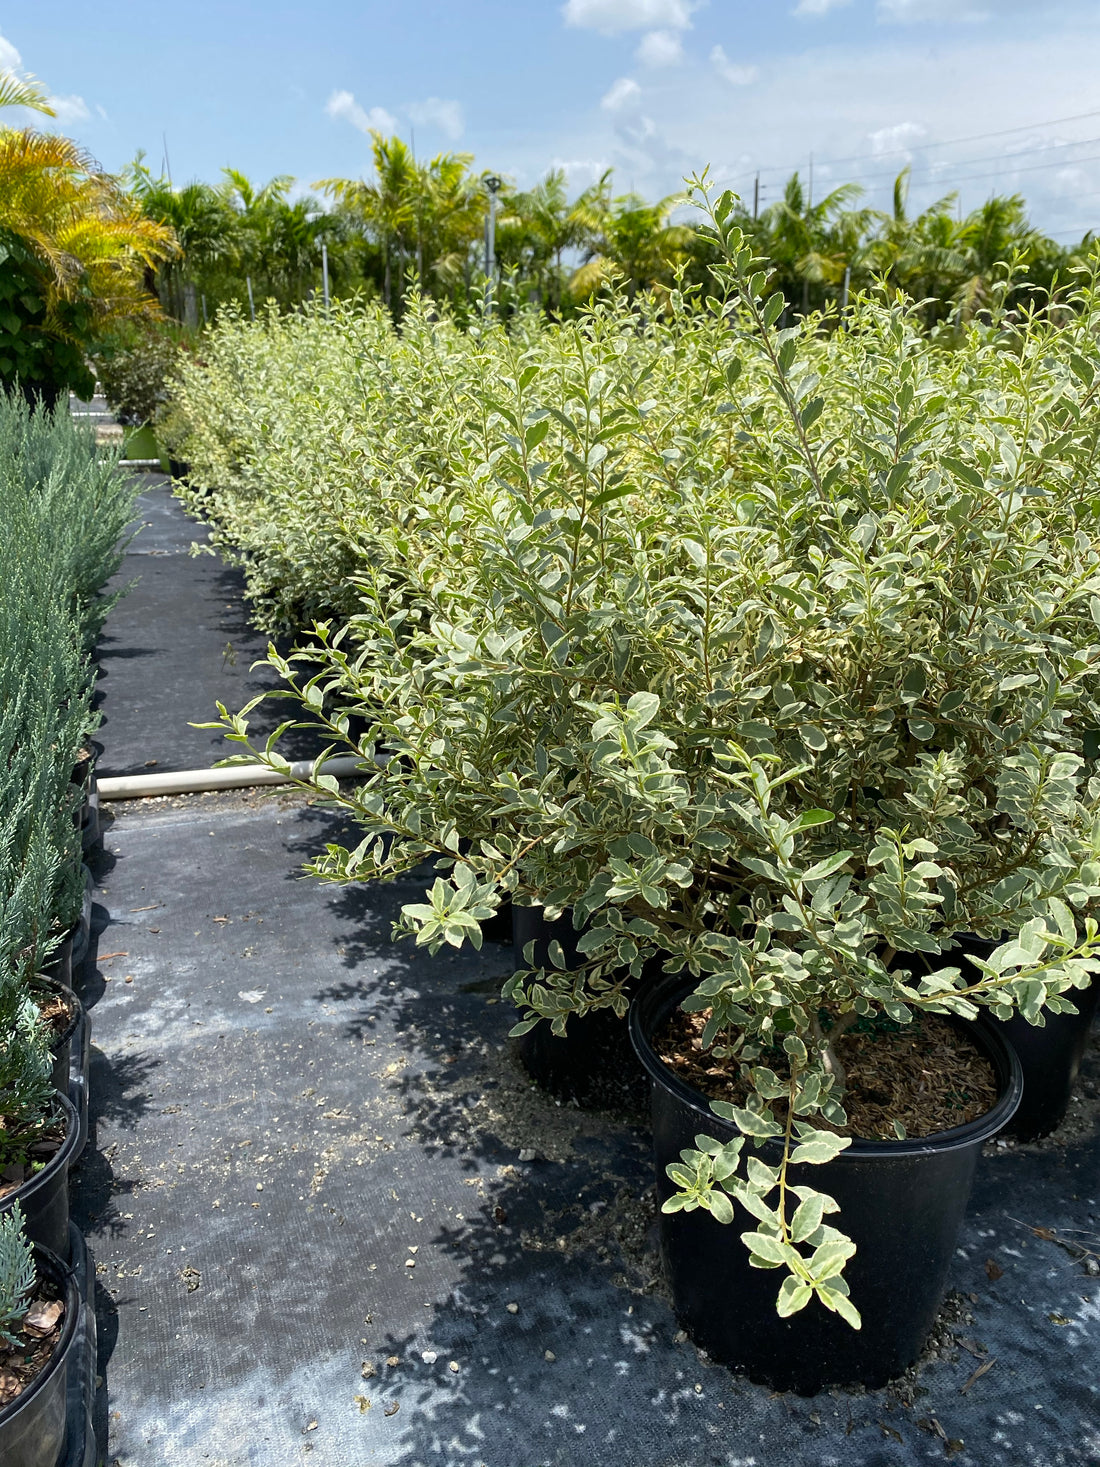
[630,973,1022,1394]
[656,1006,998,1141]
[0,1244,79,1467]
[512,906,646,1109]
[949,937,1100,1141]
[29,979,80,1097]
[0,1096,79,1261]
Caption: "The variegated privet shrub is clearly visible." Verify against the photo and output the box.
[210,184,1100,1327]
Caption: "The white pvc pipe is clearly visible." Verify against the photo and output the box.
[98,755,363,801]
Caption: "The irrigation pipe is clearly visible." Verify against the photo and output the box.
[98,755,363,801]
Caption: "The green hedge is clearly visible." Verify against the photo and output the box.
[0,394,137,1155]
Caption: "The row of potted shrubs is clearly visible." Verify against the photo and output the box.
[171,186,1100,1392]
[0,395,135,1464]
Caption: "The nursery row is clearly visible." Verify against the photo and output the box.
[0,395,136,1465]
[164,189,1100,1387]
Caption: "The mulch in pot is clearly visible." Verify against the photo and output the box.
[654,1008,997,1141]
[31,989,72,1043]
[0,1277,66,1409]
[0,1119,67,1202]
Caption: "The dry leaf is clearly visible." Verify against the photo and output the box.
[984,1258,1003,1281]
[23,1299,64,1335]
[960,1357,995,1394]
[384,1401,400,1417]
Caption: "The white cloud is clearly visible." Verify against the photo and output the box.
[601,76,643,111]
[563,0,699,35]
[1053,166,1085,197]
[793,0,851,12]
[869,120,926,158]
[0,31,21,70]
[710,45,757,85]
[636,29,683,65]
[48,94,90,124]
[498,8,1100,240]
[95,103,109,121]
[406,96,465,140]
[325,89,397,135]
[876,0,989,19]
[551,156,612,185]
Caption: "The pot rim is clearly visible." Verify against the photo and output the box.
[629,969,1023,1159]
[0,1092,81,1205]
[0,1242,79,1429]
[29,975,81,1054]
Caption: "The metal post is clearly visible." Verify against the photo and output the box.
[483,175,501,320]
[246,275,255,322]
[321,240,330,311]
[201,293,208,326]
[841,264,851,313]
[753,172,759,221]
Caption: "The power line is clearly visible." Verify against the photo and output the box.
[728,106,1100,189]
[835,135,1100,191]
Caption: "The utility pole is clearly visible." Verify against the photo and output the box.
[246,275,255,322]
[808,152,813,209]
[841,263,851,314]
[483,174,502,319]
[753,172,759,221]
[321,240,330,311]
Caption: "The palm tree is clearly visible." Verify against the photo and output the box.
[318,134,419,312]
[753,172,866,316]
[954,193,1045,318]
[866,170,965,309]
[569,186,692,302]
[499,169,611,312]
[0,125,175,399]
[318,135,483,314]
[127,156,238,318]
[0,70,54,115]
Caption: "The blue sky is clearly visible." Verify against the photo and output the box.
[6,1,1100,238]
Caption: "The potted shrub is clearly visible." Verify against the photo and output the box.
[0,965,79,1259]
[0,1205,80,1467]
[209,187,1100,1384]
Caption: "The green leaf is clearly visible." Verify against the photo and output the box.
[790,1131,851,1165]
[776,1276,813,1317]
[708,1189,735,1224]
[801,851,853,884]
[626,691,660,728]
[762,292,786,329]
[788,808,834,832]
[790,1193,826,1244]
[728,1107,783,1140]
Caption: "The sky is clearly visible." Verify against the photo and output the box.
[6,1,1100,239]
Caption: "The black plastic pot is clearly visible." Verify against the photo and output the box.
[629,973,1022,1393]
[61,1224,97,1467]
[69,867,94,974]
[32,980,89,1165]
[511,906,646,1108]
[78,777,99,855]
[951,935,1100,1141]
[0,1241,81,1467]
[42,932,73,990]
[0,1093,80,1261]
[33,977,80,1098]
